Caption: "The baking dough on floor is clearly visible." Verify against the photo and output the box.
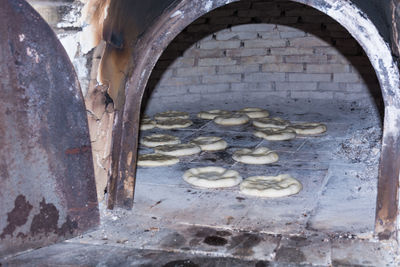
[254,127,296,141]
[233,147,278,164]
[240,174,302,197]
[197,109,231,120]
[141,134,181,147]
[156,118,193,129]
[183,166,242,188]
[214,113,250,126]
[140,115,156,130]
[154,110,189,121]
[252,117,290,129]
[190,136,228,151]
[137,153,179,167]
[155,143,201,156]
[237,107,269,119]
[288,122,327,135]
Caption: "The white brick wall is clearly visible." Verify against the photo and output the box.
[145,0,381,111]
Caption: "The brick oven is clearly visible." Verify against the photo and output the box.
[1,0,400,264]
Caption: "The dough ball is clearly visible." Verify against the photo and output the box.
[183,166,242,188]
[240,174,302,197]
[288,122,327,135]
[254,127,296,141]
[137,153,179,167]
[190,136,228,151]
[155,143,201,157]
[233,147,278,164]
[252,117,290,129]
[238,107,269,119]
[214,113,250,126]
[197,109,231,120]
[154,110,190,121]
[140,116,156,130]
[141,134,181,147]
[156,118,193,129]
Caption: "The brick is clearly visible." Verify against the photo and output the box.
[161,76,201,86]
[276,82,317,91]
[202,74,241,84]
[285,55,328,64]
[218,65,259,74]
[152,86,188,96]
[241,55,282,64]
[262,63,304,73]
[184,49,224,58]
[345,83,369,92]
[306,64,349,73]
[333,73,359,83]
[188,84,230,94]
[279,31,306,38]
[216,31,258,41]
[289,36,329,47]
[244,72,286,82]
[276,25,301,32]
[244,39,287,48]
[171,57,195,68]
[291,91,334,99]
[317,82,342,91]
[231,82,273,92]
[289,73,331,82]
[198,57,237,66]
[200,40,241,50]
[226,48,268,57]
[333,92,371,100]
[231,24,276,32]
[258,31,280,39]
[209,16,251,25]
[245,91,288,99]
[176,66,215,77]
[237,9,281,17]
[270,47,314,55]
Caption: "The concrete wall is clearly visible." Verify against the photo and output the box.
[143,0,381,112]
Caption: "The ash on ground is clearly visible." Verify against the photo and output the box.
[337,126,382,181]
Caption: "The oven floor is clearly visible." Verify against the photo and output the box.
[3,98,399,266]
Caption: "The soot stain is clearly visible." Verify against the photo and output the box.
[275,247,306,263]
[236,197,246,202]
[228,233,262,256]
[288,236,312,247]
[161,232,186,248]
[216,230,232,237]
[162,260,199,267]
[203,235,228,246]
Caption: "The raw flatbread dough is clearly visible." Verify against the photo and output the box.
[183,166,242,188]
[156,118,193,129]
[197,109,231,120]
[288,122,327,135]
[154,110,190,121]
[254,127,296,141]
[137,153,179,167]
[140,116,156,130]
[233,147,278,164]
[252,117,290,129]
[238,107,269,119]
[155,143,201,156]
[190,136,228,151]
[141,134,181,147]
[240,174,302,198]
[214,113,250,126]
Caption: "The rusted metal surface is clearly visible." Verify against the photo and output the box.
[0,0,99,257]
[375,116,400,240]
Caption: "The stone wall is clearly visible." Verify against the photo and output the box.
[143,0,381,112]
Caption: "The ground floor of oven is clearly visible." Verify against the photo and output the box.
[2,98,399,266]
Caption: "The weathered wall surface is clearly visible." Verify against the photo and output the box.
[143,0,381,112]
